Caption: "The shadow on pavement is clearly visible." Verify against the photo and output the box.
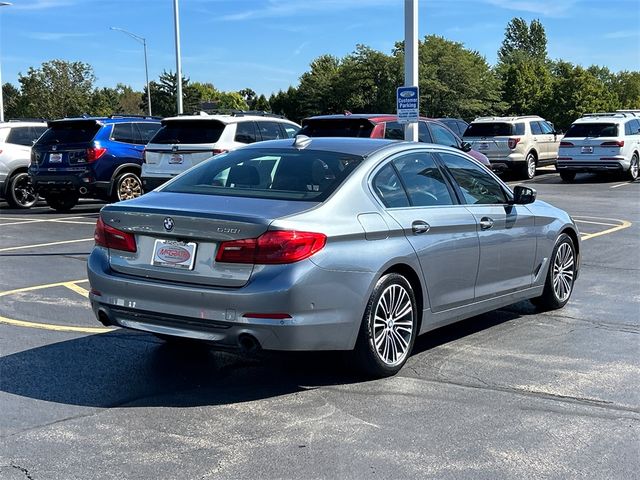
[0,305,527,409]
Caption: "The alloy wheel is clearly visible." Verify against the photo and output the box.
[630,155,639,180]
[552,242,574,302]
[527,154,536,179]
[9,172,38,209]
[372,283,414,366]
[118,174,142,201]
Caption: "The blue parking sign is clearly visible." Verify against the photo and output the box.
[397,86,419,124]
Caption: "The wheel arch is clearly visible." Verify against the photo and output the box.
[380,263,425,333]
[109,163,141,196]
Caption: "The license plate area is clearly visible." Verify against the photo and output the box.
[152,239,197,270]
[169,154,184,164]
[478,142,489,150]
[49,153,63,163]
[581,146,593,154]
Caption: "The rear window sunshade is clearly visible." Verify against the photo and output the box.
[151,120,225,144]
[464,123,514,137]
[299,119,375,138]
[564,123,618,138]
[39,121,100,145]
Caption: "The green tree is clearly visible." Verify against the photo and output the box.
[114,84,144,115]
[2,83,21,119]
[17,60,95,119]
[252,94,270,111]
[296,54,342,118]
[142,70,202,117]
[238,88,257,108]
[191,82,219,102]
[613,71,640,109]
[498,17,547,64]
[269,86,300,120]
[215,91,249,110]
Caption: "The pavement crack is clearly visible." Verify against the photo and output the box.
[581,262,640,272]
[542,313,639,334]
[2,464,35,480]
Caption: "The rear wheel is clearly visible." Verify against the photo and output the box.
[354,273,417,377]
[628,153,639,181]
[532,233,576,311]
[520,152,537,180]
[6,171,38,209]
[45,193,79,212]
[559,171,576,182]
[114,172,143,202]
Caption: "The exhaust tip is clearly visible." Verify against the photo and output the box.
[97,309,112,327]
[238,333,261,355]
[79,187,88,195]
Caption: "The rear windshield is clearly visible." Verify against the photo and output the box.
[564,123,619,138]
[150,120,225,144]
[299,119,375,138]
[38,121,100,145]
[464,122,517,137]
[162,148,363,202]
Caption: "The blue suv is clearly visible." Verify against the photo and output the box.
[29,116,161,211]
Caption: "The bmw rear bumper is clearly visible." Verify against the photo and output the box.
[87,247,374,351]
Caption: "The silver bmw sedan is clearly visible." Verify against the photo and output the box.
[88,136,580,377]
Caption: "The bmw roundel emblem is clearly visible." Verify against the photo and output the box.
[163,217,174,231]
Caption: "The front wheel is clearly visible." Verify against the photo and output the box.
[628,153,639,181]
[114,172,143,202]
[6,172,39,209]
[531,233,577,311]
[353,273,417,377]
[45,193,79,212]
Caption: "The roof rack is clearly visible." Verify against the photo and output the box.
[192,108,285,119]
[474,115,542,122]
[581,112,635,118]
[108,114,162,120]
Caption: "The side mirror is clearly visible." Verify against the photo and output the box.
[460,141,472,152]
[512,185,536,204]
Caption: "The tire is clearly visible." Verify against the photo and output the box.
[353,273,418,377]
[114,172,143,202]
[45,193,79,212]
[559,171,576,182]
[628,153,639,181]
[531,233,576,311]
[520,152,537,180]
[6,171,39,209]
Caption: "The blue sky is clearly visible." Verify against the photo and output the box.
[1,0,639,96]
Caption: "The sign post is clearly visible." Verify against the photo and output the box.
[403,0,419,141]
[397,86,419,125]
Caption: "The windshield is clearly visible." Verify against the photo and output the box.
[299,119,375,138]
[464,122,515,137]
[565,123,618,138]
[162,148,363,202]
[38,121,100,145]
[151,120,225,144]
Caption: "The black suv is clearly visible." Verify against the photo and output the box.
[29,116,160,211]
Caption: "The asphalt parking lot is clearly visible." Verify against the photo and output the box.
[0,172,638,480]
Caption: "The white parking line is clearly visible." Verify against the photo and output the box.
[0,217,97,226]
[0,238,94,252]
[610,182,635,189]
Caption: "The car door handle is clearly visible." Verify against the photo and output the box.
[480,217,494,230]
[411,220,430,234]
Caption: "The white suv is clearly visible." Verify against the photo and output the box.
[463,115,560,179]
[141,113,300,191]
[0,121,48,208]
[556,112,640,182]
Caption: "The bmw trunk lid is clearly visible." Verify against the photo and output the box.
[100,191,317,287]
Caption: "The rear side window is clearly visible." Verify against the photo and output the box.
[530,122,543,135]
[235,122,258,144]
[299,119,375,138]
[464,123,514,137]
[111,123,138,144]
[624,120,640,135]
[136,123,161,144]
[150,120,225,144]
[372,164,410,208]
[393,152,454,206]
[6,127,40,146]
[384,121,405,140]
[564,123,619,138]
[163,148,363,202]
[38,121,100,145]
[514,123,525,135]
[418,122,433,143]
[257,121,285,141]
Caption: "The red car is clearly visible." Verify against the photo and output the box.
[299,113,492,169]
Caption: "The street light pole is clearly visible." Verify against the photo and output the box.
[0,2,12,123]
[173,0,183,115]
[404,0,419,141]
[110,27,152,116]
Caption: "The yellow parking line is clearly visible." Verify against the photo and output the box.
[0,238,94,252]
[0,314,113,333]
[581,220,632,241]
[0,279,88,297]
[63,282,90,298]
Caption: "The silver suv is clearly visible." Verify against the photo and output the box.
[0,121,48,208]
[463,115,560,179]
[141,112,300,191]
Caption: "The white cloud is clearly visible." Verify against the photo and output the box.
[484,0,578,17]
[603,30,640,39]
[9,0,80,11]
[220,0,395,21]
[24,32,93,41]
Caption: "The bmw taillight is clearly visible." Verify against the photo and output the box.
[87,146,107,162]
[600,140,624,147]
[559,141,574,147]
[216,230,326,264]
[508,137,521,149]
[94,217,137,252]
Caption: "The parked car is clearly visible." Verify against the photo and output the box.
[436,117,468,137]
[88,136,580,377]
[141,112,300,191]
[299,113,492,169]
[556,112,639,182]
[463,115,560,179]
[0,120,47,208]
[29,116,161,211]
